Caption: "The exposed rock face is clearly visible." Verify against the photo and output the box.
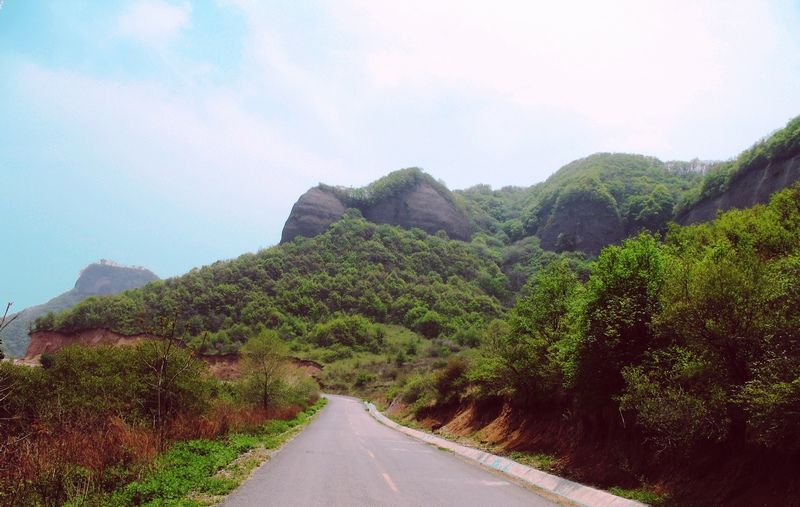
[537,196,625,256]
[363,182,471,241]
[280,187,347,243]
[280,180,471,243]
[74,261,159,296]
[677,154,800,226]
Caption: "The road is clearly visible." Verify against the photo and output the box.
[222,394,562,507]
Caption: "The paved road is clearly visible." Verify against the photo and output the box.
[222,394,561,507]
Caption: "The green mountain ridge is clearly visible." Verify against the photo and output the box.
[10,113,800,506]
[23,115,800,353]
[1,260,159,358]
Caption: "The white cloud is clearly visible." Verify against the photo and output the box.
[15,62,343,226]
[119,0,192,49]
[333,0,787,156]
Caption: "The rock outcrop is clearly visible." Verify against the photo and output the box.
[280,171,471,243]
[362,182,471,241]
[74,260,158,296]
[280,187,348,243]
[677,154,800,226]
[537,196,625,256]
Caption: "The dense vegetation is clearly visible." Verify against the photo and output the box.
[1,261,158,358]
[383,183,800,504]
[35,217,589,355]
[677,114,800,213]
[0,323,319,506]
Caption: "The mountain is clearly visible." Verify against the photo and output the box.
[1,260,159,358]
[282,160,706,257]
[675,115,800,225]
[518,153,705,254]
[31,115,800,355]
[281,168,471,243]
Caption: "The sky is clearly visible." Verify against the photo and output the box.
[2,0,800,311]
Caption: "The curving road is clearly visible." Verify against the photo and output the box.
[222,394,562,507]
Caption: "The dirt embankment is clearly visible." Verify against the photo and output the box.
[396,398,800,507]
[24,329,147,364]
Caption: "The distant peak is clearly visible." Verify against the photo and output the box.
[75,261,159,296]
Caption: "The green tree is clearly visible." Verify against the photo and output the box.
[239,329,290,411]
[138,315,209,447]
[500,259,583,404]
[570,232,665,408]
[622,186,800,451]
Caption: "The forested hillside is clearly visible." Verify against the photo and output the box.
[516,153,704,254]
[1,261,158,358]
[13,113,800,506]
[35,217,586,355]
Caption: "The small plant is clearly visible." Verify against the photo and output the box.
[39,352,57,369]
[608,486,673,506]
[353,371,376,388]
[395,350,408,366]
[507,451,557,472]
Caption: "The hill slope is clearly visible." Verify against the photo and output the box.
[676,115,800,225]
[282,168,471,243]
[1,260,159,358]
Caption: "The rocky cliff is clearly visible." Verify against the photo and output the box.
[280,187,348,243]
[362,182,471,240]
[537,193,626,255]
[281,169,471,243]
[676,154,800,225]
[73,260,158,296]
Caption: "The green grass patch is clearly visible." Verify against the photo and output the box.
[608,486,673,507]
[507,451,558,472]
[75,398,327,507]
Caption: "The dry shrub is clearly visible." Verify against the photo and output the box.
[268,404,302,421]
[164,403,275,442]
[0,414,159,506]
[0,398,308,506]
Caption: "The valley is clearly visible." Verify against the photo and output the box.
[1,114,800,506]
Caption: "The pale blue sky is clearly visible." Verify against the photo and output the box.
[2,0,800,310]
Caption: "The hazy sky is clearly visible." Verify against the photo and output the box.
[2,0,800,310]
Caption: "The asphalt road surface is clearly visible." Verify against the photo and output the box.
[222,394,562,507]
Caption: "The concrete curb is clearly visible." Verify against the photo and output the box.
[365,402,647,507]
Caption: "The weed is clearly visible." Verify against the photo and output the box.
[507,451,558,472]
[608,486,673,506]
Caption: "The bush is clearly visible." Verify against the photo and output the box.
[434,357,468,403]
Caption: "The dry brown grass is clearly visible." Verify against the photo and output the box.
[0,414,158,506]
[0,401,293,506]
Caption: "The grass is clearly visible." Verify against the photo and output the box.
[298,325,441,393]
[68,398,327,507]
[608,486,674,507]
[507,451,558,473]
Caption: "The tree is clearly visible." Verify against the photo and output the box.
[499,259,583,405]
[239,329,290,411]
[0,302,18,361]
[138,314,209,447]
[622,186,800,451]
[570,232,665,408]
